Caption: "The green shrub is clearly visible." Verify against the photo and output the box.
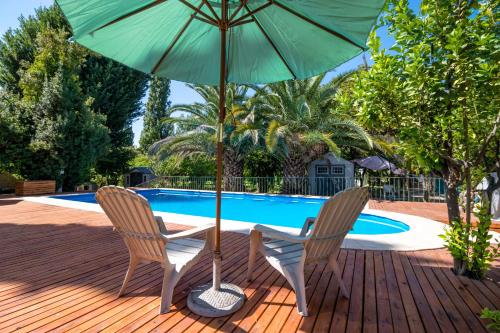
[439,219,469,274]
[243,149,281,177]
[153,155,216,177]
[128,153,153,168]
[469,203,499,279]
[440,199,499,279]
[481,308,500,332]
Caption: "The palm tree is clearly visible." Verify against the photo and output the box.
[150,83,262,191]
[254,72,373,191]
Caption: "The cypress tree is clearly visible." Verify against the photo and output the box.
[139,76,172,152]
[80,56,148,183]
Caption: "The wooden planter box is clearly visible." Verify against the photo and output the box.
[15,180,56,196]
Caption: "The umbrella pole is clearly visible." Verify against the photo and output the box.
[213,10,227,291]
[187,0,245,317]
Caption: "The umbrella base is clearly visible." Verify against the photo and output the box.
[187,283,245,317]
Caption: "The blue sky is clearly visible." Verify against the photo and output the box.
[1,1,419,146]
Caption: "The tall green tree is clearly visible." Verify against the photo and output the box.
[0,6,67,94]
[0,91,30,174]
[81,56,148,183]
[0,5,148,187]
[344,0,499,222]
[139,76,172,151]
[150,84,262,190]
[255,73,374,181]
[3,27,108,190]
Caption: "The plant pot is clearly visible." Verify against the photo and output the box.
[452,258,467,275]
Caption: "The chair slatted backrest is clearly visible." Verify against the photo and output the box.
[305,187,369,263]
[96,186,165,262]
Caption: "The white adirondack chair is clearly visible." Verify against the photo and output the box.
[247,187,369,316]
[96,186,215,314]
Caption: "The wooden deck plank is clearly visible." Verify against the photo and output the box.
[397,252,442,333]
[382,251,410,333]
[0,257,130,317]
[4,265,162,332]
[411,251,473,332]
[0,200,498,333]
[362,251,377,333]
[420,250,488,333]
[345,251,365,333]
[329,249,356,333]
[0,253,130,301]
[303,251,348,333]
[433,250,498,310]
[374,251,394,333]
[281,263,327,333]
[390,251,425,333]
[404,252,457,332]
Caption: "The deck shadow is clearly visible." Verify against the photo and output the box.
[0,199,22,206]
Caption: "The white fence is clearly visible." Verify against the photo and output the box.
[137,176,447,202]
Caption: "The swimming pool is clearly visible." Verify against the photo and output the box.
[51,189,409,235]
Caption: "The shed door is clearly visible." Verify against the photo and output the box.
[315,164,346,196]
[130,172,143,187]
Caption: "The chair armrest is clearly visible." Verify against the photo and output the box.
[300,217,316,237]
[155,216,168,233]
[253,224,308,243]
[162,223,215,241]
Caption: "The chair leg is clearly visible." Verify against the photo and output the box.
[329,255,349,299]
[160,266,178,314]
[284,266,308,317]
[247,230,260,281]
[118,255,138,297]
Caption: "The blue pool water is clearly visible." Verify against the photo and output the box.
[51,189,410,235]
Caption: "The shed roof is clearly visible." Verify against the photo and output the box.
[128,167,154,175]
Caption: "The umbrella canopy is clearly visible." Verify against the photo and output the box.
[56,0,385,316]
[56,0,384,84]
[353,156,406,175]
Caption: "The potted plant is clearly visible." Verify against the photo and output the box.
[440,199,499,278]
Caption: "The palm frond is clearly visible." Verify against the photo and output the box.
[265,120,285,152]
[330,119,373,149]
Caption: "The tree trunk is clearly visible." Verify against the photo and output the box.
[445,182,461,222]
[443,166,462,222]
[462,97,472,226]
[282,153,307,194]
[223,148,243,192]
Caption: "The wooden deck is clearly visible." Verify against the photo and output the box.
[0,199,498,333]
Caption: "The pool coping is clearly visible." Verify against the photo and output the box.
[18,190,455,251]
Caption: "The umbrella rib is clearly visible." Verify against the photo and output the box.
[90,0,169,34]
[229,1,272,27]
[272,0,367,51]
[228,0,248,23]
[201,0,220,22]
[151,3,205,74]
[230,18,254,27]
[178,0,218,26]
[243,4,297,79]
[194,15,217,26]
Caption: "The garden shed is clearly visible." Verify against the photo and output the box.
[308,153,355,196]
[124,167,155,187]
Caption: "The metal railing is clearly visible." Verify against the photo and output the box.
[361,176,446,202]
[137,175,447,202]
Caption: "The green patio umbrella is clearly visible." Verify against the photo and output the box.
[56,0,384,317]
